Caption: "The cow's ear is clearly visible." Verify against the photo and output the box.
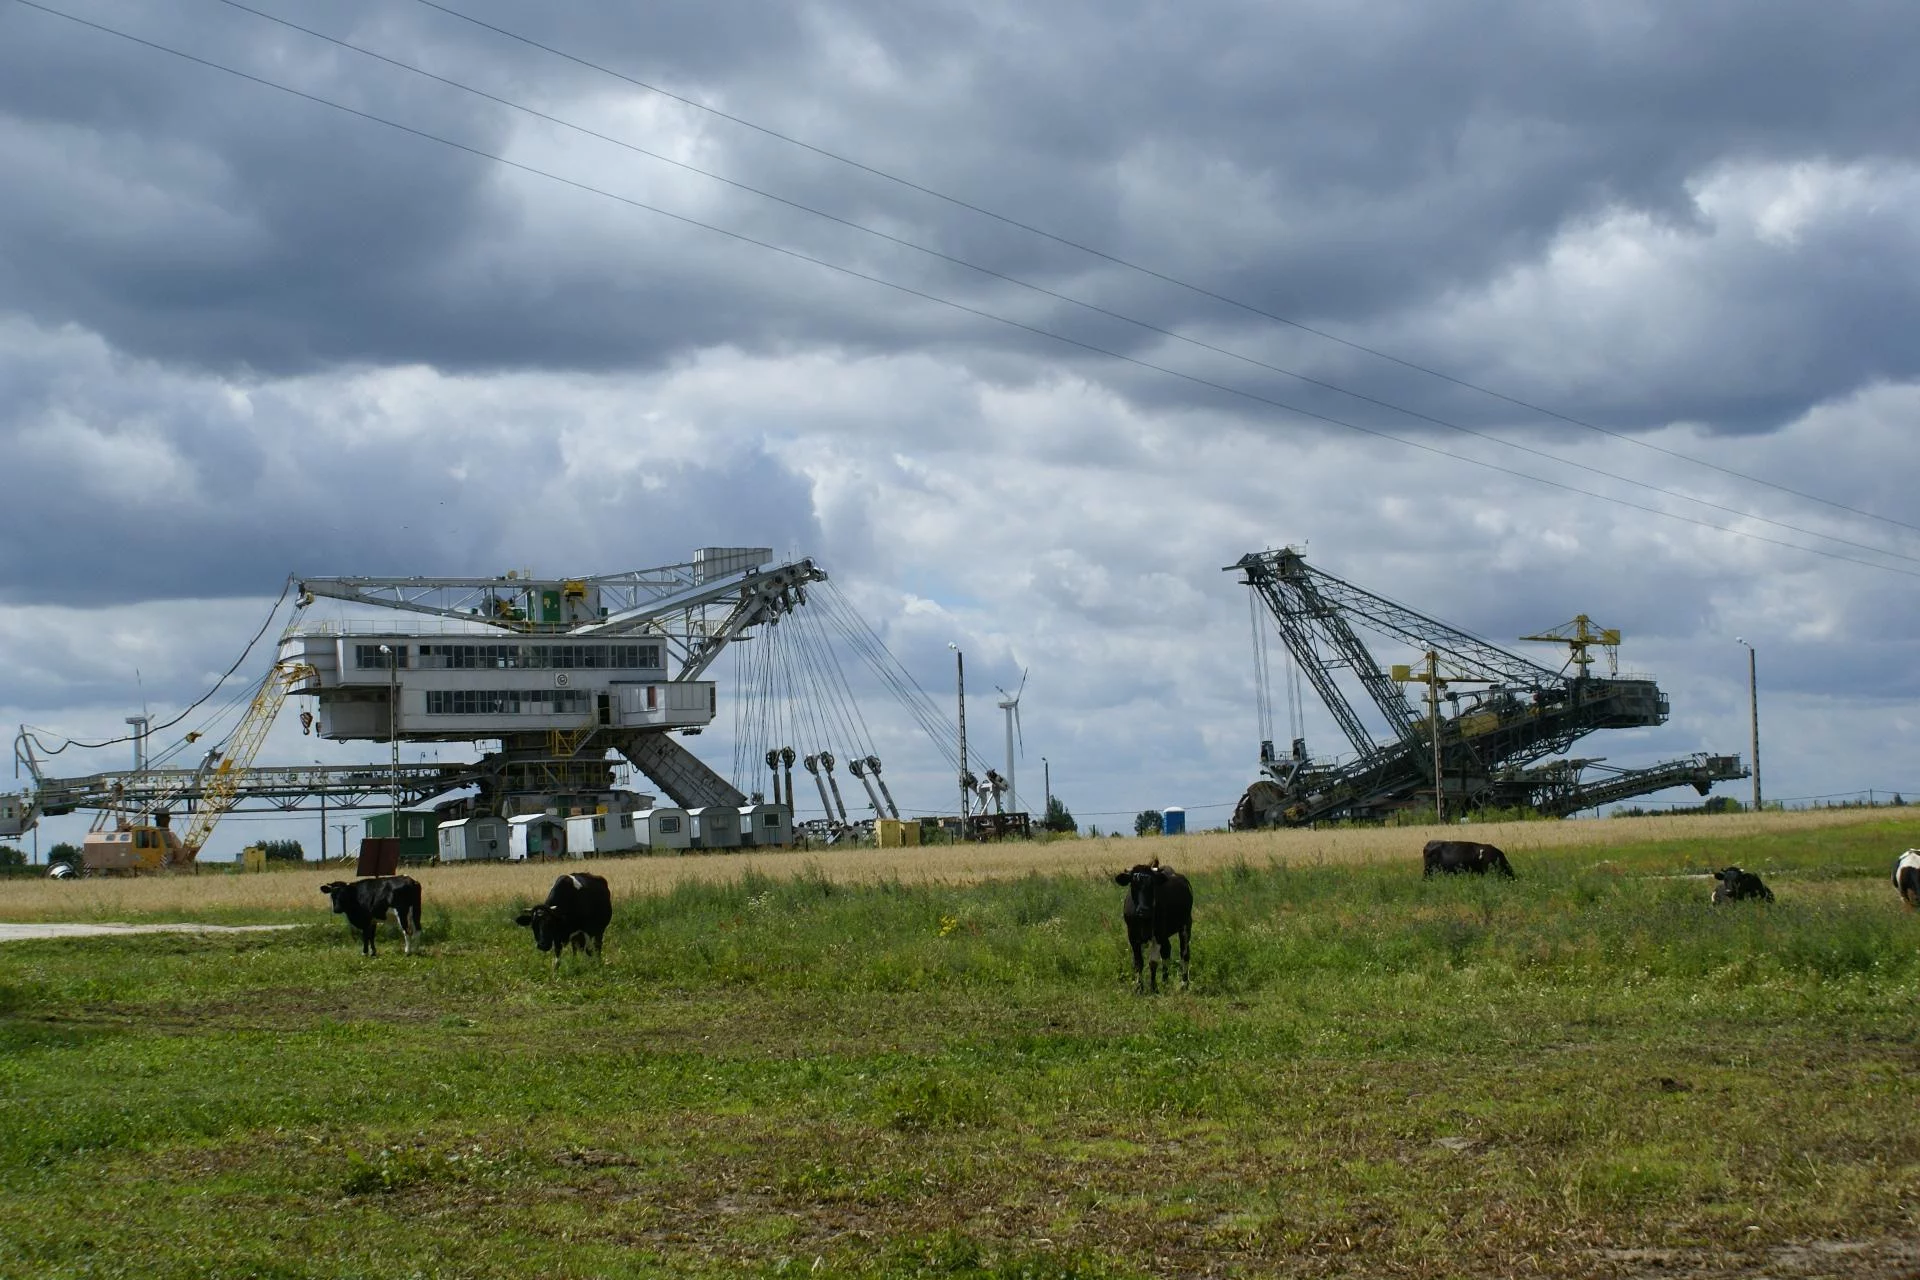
[1113,872,1131,886]
[514,912,534,927]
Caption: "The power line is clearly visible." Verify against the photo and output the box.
[200,0,1920,569]
[403,0,1920,540]
[17,577,297,756]
[15,0,1920,580]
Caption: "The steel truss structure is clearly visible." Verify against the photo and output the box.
[2,553,828,847]
[1228,548,1746,827]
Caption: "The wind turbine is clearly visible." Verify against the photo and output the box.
[995,669,1027,816]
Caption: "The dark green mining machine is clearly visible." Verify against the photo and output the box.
[1229,548,1746,829]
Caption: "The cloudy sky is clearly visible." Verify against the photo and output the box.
[4,0,1919,857]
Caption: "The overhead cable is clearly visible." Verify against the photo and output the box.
[402,0,1920,538]
[17,576,298,755]
[19,0,1918,579]
[200,0,1920,567]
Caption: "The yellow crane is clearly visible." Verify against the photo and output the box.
[173,661,318,864]
[1518,615,1622,677]
[89,660,316,872]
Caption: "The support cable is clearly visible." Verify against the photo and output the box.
[1249,588,1273,751]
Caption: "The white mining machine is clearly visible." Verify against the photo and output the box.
[3,548,979,868]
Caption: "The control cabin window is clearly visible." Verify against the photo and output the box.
[414,643,664,671]
[355,644,409,669]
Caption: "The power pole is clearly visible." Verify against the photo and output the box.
[1428,654,1443,823]
[1737,639,1761,812]
[1391,651,1490,825]
[381,644,402,840]
[951,645,968,841]
[334,822,353,864]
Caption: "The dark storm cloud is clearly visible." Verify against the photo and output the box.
[0,323,822,605]
[4,0,1918,436]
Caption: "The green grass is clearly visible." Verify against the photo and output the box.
[3,821,1919,1277]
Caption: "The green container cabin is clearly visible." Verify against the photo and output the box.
[364,810,439,865]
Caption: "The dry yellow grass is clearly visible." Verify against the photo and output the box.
[2,806,1906,922]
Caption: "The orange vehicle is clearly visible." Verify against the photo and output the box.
[82,814,187,874]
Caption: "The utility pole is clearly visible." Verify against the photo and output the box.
[1043,756,1051,829]
[950,643,967,841]
[319,779,327,863]
[334,822,353,864]
[380,643,400,842]
[1391,650,1489,825]
[1737,638,1761,812]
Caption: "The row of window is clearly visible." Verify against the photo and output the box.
[354,642,662,671]
[424,689,593,716]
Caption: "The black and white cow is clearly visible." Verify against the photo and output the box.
[515,872,613,969]
[1422,840,1515,878]
[319,876,423,956]
[1893,850,1920,909]
[1114,857,1192,994]
[1711,866,1774,904]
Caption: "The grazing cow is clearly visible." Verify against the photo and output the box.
[515,872,613,969]
[1423,840,1515,879]
[1113,857,1192,994]
[1893,850,1920,909]
[319,876,422,956]
[1710,866,1774,904]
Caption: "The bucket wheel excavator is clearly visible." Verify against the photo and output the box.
[1228,548,1746,828]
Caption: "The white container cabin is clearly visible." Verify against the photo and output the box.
[739,803,793,848]
[438,816,508,862]
[567,810,640,856]
[687,805,740,850]
[507,814,569,861]
[637,807,690,852]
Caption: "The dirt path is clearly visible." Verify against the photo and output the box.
[0,922,301,943]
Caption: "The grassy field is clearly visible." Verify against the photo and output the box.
[3,811,1919,1278]
[0,807,1893,922]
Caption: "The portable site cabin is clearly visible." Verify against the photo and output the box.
[507,814,569,861]
[875,818,921,848]
[687,806,740,850]
[738,802,793,848]
[566,810,640,857]
[636,807,691,852]
[364,810,438,865]
[438,816,508,863]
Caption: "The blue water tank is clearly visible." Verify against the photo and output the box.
[1162,807,1186,835]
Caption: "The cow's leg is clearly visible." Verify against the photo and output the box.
[362,921,376,956]
[1129,937,1146,994]
[1147,936,1163,994]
